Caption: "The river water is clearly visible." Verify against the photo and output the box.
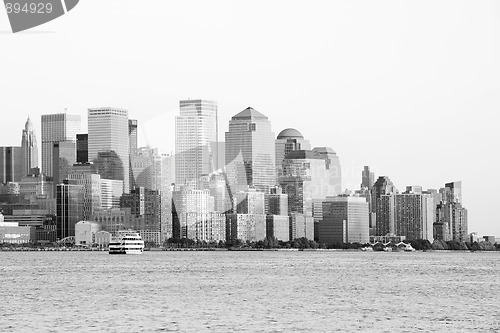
[0,251,499,332]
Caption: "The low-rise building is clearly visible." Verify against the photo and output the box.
[75,221,101,246]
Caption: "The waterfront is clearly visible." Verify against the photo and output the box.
[0,252,499,332]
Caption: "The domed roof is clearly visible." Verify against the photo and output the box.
[277,128,303,139]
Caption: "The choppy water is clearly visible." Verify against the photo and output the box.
[0,251,499,332]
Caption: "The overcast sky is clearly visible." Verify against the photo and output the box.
[1,0,499,236]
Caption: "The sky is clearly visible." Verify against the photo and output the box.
[1,0,499,236]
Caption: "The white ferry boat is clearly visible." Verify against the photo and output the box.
[109,230,144,254]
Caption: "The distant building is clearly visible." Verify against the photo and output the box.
[41,113,81,178]
[52,140,76,194]
[76,134,88,164]
[361,166,375,190]
[0,147,23,184]
[393,187,434,242]
[100,179,123,209]
[21,116,39,177]
[175,100,218,189]
[318,196,369,244]
[120,187,162,241]
[435,181,468,242]
[172,186,218,240]
[372,176,398,236]
[67,173,102,220]
[75,221,101,246]
[225,107,276,192]
[56,181,84,239]
[275,128,311,178]
[266,215,289,241]
[88,107,129,193]
[19,174,53,200]
[128,119,138,155]
[0,221,35,244]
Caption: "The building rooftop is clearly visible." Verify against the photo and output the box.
[232,107,268,120]
[277,128,304,139]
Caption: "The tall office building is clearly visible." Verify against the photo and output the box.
[436,181,468,242]
[0,147,23,184]
[56,180,84,239]
[21,116,38,176]
[88,108,130,193]
[393,187,434,241]
[318,196,369,244]
[225,107,275,192]
[129,119,138,155]
[275,128,311,177]
[41,113,81,178]
[120,187,161,240]
[361,166,375,189]
[76,134,88,164]
[172,186,217,240]
[52,141,77,194]
[67,172,102,220]
[372,176,398,236]
[175,100,218,189]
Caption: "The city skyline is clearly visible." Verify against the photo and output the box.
[1,0,498,238]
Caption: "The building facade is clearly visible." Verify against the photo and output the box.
[21,116,38,176]
[225,107,276,192]
[41,113,81,178]
[175,100,218,189]
[88,107,130,193]
[0,147,23,184]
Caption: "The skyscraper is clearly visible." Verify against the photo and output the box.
[393,187,434,241]
[361,166,375,189]
[56,180,84,239]
[0,147,23,184]
[21,116,38,176]
[175,99,218,189]
[88,107,130,193]
[225,107,276,192]
[41,113,81,178]
[372,176,398,236]
[275,128,311,177]
[52,141,77,194]
[128,119,138,155]
[436,181,468,242]
[76,134,88,164]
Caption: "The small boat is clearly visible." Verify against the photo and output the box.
[109,230,144,255]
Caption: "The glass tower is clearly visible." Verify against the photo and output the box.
[225,107,276,192]
[175,99,218,189]
[41,113,81,178]
[88,107,130,193]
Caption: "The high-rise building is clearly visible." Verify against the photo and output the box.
[393,187,434,241]
[100,179,123,209]
[435,181,468,242]
[120,187,162,241]
[128,119,138,155]
[311,147,342,195]
[88,108,129,193]
[275,128,311,178]
[67,173,102,220]
[21,116,39,176]
[76,134,88,164]
[56,180,84,239]
[0,147,23,184]
[172,186,218,240]
[175,100,218,189]
[225,107,276,192]
[52,141,76,194]
[318,196,369,244]
[361,166,375,189]
[41,113,81,178]
[372,176,398,236]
